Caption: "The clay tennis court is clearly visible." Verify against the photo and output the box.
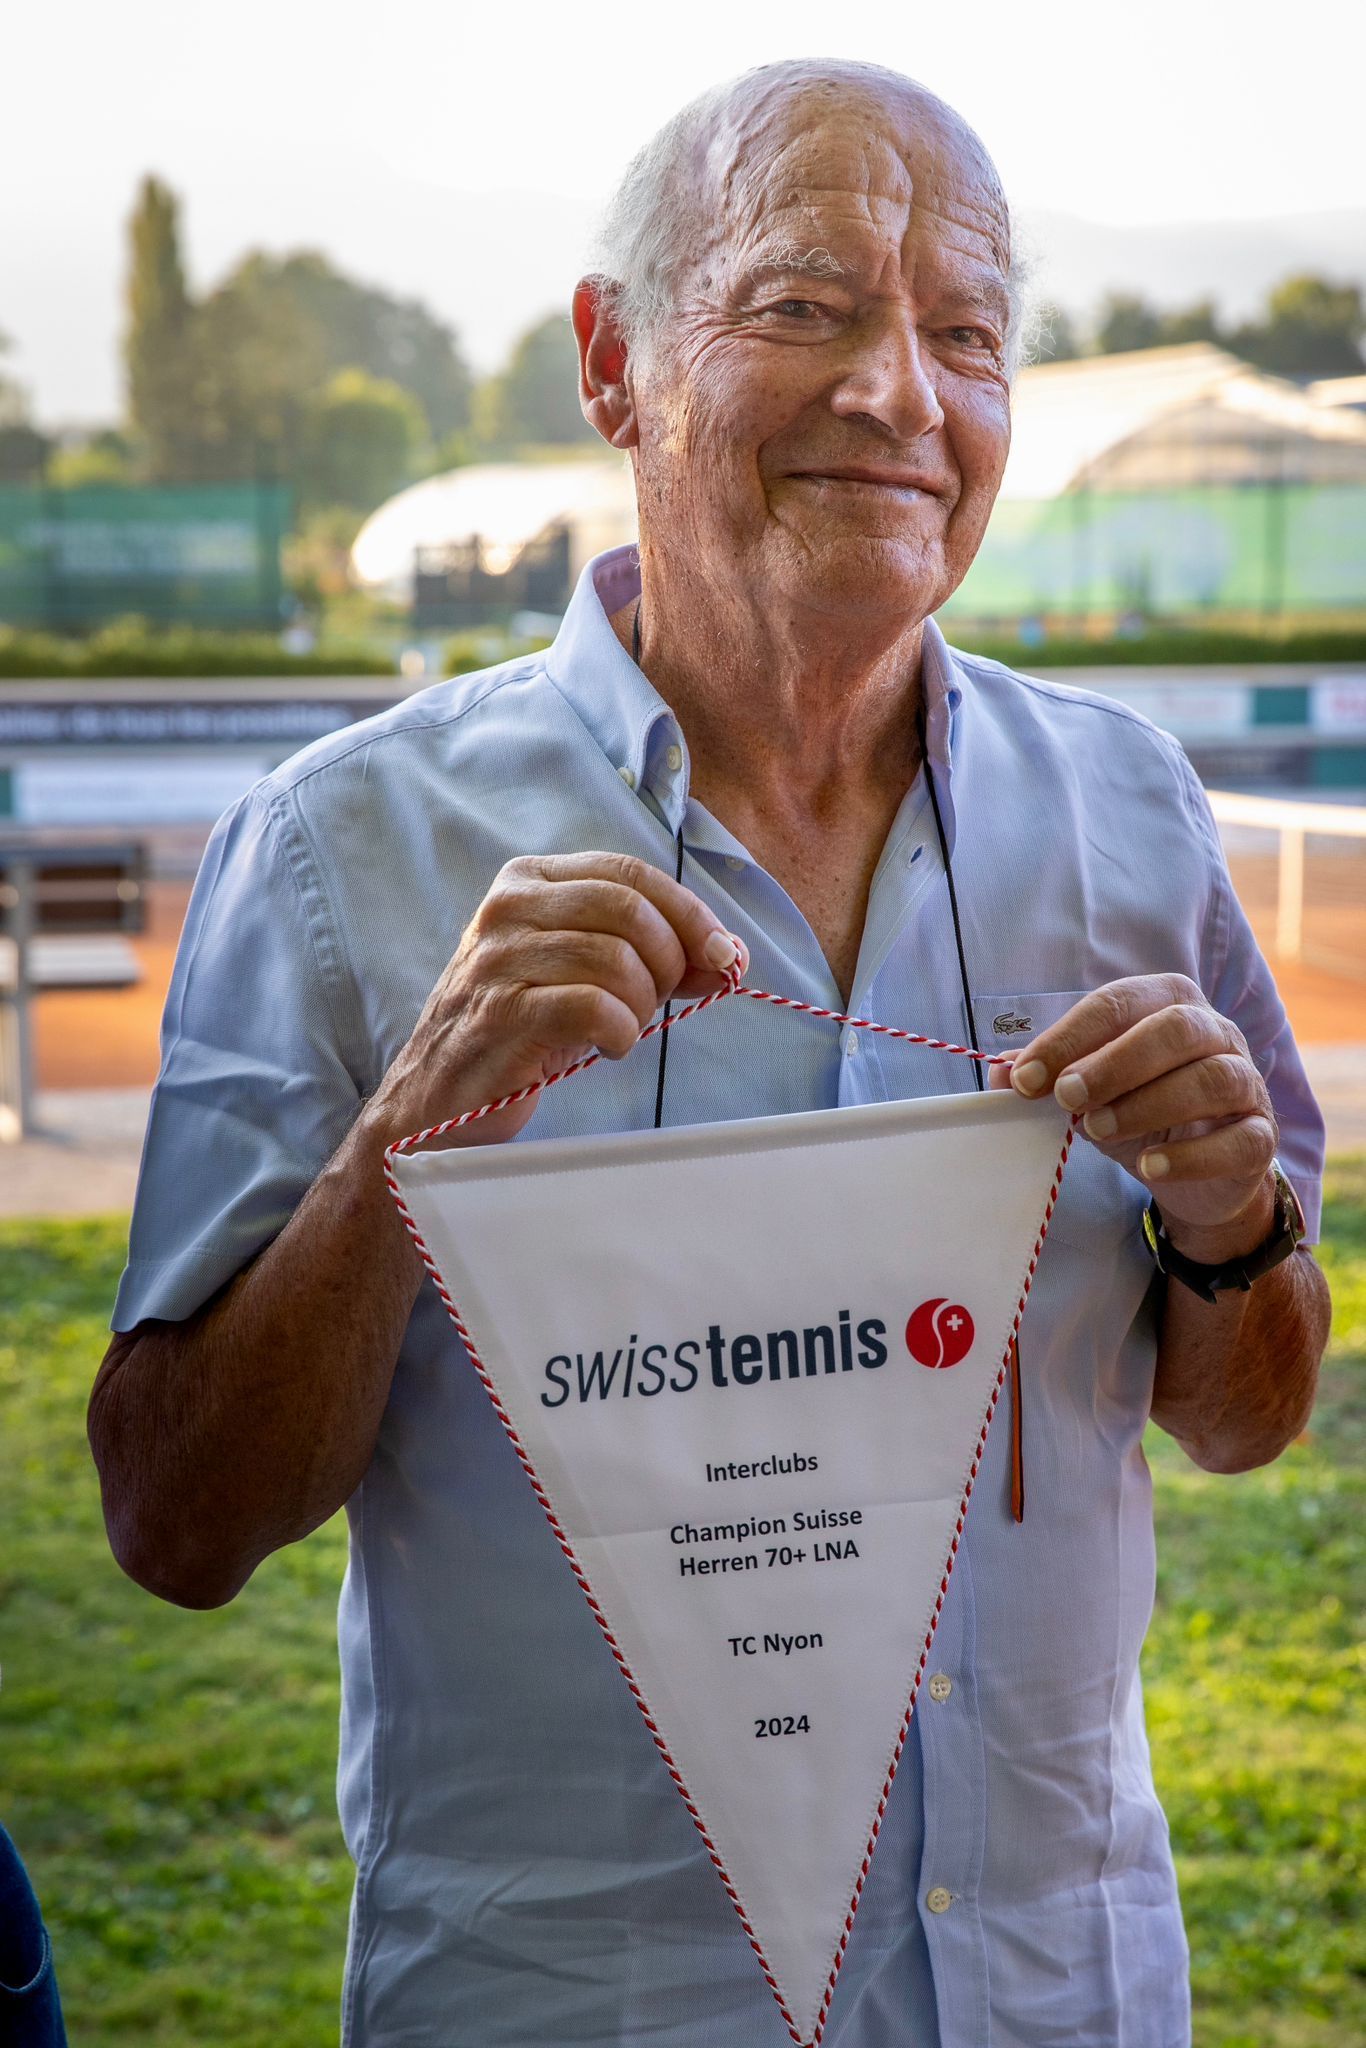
[31,867,1366,1095]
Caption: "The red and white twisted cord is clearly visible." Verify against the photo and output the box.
[385,965,1017,1161]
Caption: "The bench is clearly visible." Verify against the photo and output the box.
[0,840,148,1139]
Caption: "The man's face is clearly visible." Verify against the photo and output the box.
[628,88,1014,627]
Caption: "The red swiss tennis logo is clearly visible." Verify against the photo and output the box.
[905,1299,975,1370]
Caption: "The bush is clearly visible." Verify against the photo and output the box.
[0,620,393,679]
[5,618,1362,684]
[436,622,1366,679]
[442,629,552,677]
[954,625,1366,668]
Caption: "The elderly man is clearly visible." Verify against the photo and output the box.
[90,58,1328,2048]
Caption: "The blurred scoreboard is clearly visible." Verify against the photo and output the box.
[0,483,290,632]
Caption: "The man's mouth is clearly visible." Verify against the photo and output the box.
[785,467,948,497]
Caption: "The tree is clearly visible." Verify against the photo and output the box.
[0,327,27,426]
[124,175,201,479]
[192,264,327,482]
[194,250,472,449]
[299,369,424,510]
[474,313,595,450]
[1090,293,1233,359]
[1094,292,1165,355]
[1157,298,1224,347]
[1231,274,1366,380]
[0,425,48,482]
[118,178,475,489]
[1030,301,1082,364]
[0,329,50,481]
[283,503,366,608]
[253,253,473,439]
[47,430,136,488]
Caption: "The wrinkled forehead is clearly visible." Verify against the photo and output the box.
[693,80,1011,283]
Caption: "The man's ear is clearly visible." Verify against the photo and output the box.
[572,278,638,450]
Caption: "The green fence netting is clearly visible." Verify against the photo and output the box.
[941,485,1366,621]
[0,483,290,630]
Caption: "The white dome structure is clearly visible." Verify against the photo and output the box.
[1003,344,1366,498]
[351,458,638,601]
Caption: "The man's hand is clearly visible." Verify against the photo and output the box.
[995,973,1278,1249]
[988,971,1329,1474]
[365,852,747,1150]
[90,853,747,1607]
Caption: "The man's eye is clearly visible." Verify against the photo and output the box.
[769,299,827,320]
[947,326,995,350]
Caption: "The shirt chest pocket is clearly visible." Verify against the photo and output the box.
[971,989,1149,1253]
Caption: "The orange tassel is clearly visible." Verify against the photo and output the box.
[1009,1336,1025,1524]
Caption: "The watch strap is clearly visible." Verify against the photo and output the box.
[1142,1162,1306,1304]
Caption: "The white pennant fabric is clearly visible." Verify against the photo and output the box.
[386,996,1073,2048]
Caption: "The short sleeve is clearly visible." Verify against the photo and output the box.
[1174,748,1326,1244]
[112,787,364,1329]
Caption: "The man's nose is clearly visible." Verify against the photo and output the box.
[827,307,945,439]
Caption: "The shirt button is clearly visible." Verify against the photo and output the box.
[666,743,684,772]
[844,1030,859,1057]
[927,1672,953,1702]
[618,766,637,789]
[926,1886,953,1914]
[725,855,744,873]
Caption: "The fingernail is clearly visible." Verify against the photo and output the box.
[1011,1059,1048,1097]
[704,930,739,971]
[1054,1072,1088,1110]
[1141,1150,1169,1179]
[1083,1107,1117,1138]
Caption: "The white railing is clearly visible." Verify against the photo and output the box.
[1207,790,1366,979]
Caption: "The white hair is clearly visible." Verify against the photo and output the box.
[589,63,1038,381]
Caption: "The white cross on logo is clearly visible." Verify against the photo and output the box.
[946,1313,964,1332]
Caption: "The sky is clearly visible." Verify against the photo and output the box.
[5,0,1365,422]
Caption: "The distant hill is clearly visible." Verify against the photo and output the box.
[1019,207,1366,323]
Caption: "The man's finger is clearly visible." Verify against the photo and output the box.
[1009,975,1208,1102]
[1038,1002,1243,1116]
[520,852,748,979]
[1135,1114,1277,1187]
[505,877,691,1004]
[514,980,651,1062]
[501,929,667,1034]
[1080,1051,1263,1144]
[1054,1005,1241,1115]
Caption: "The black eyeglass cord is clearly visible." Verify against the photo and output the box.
[640,607,983,1122]
[918,701,1020,1518]
[918,704,984,1094]
[633,601,683,1132]
[634,602,1021,1517]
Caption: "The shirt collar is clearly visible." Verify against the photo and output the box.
[545,544,964,839]
[545,546,689,832]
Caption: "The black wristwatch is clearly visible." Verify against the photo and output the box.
[1142,1159,1307,1305]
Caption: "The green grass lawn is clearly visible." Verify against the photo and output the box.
[2,1173,1363,2046]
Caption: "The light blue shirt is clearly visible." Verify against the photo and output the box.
[115,547,1323,2048]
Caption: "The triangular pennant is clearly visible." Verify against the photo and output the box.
[388,1084,1071,2046]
